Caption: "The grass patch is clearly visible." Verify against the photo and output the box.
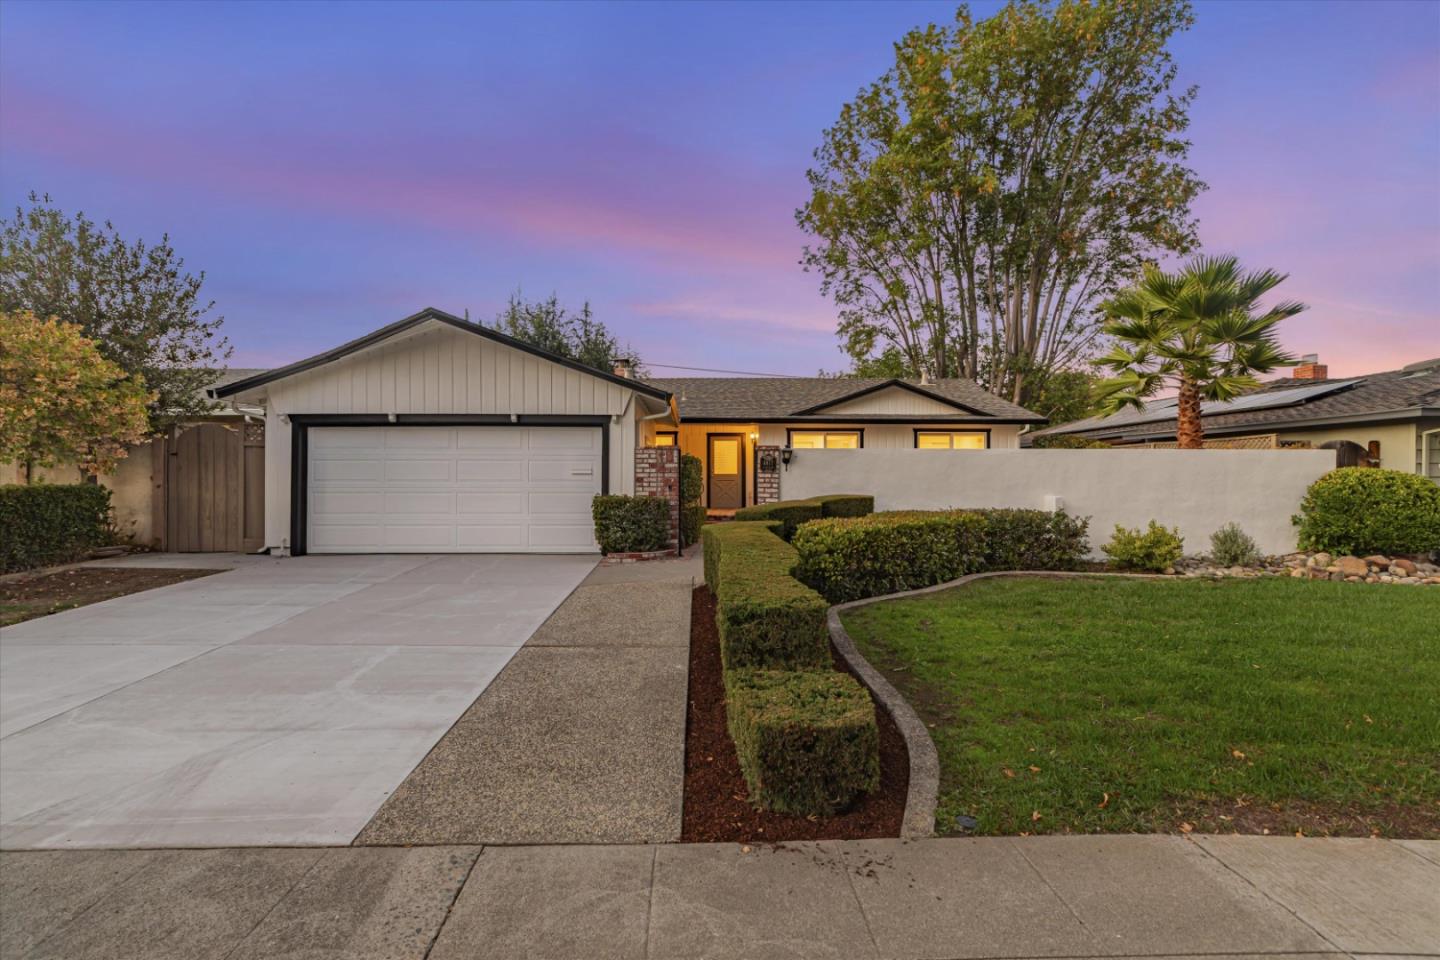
[0,567,222,626]
[840,576,1440,837]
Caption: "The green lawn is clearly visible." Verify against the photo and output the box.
[841,576,1440,837]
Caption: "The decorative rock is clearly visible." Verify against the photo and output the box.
[1391,558,1418,576]
[1336,556,1369,578]
[1309,552,1333,568]
[1362,555,1391,568]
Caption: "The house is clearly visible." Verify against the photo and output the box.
[641,375,1045,512]
[4,368,268,550]
[1029,356,1440,482]
[213,307,1044,554]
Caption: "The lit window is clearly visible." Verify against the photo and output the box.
[790,431,861,449]
[916,431,988,449]
[654,432,677,447]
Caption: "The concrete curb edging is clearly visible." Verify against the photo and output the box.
[828,569,1166,839]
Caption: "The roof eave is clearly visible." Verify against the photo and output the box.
[790,378,996,418]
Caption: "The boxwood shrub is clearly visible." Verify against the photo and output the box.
[591,495,669,553]
[1102,521,1184,572]
[724,668,880,816]
[1292,467,1440,556]
[973,508,1089,571]
[733,498,824,540]
[0,483,113,573]
[813,494,875,518]
[792,510,989,603]
[702,521,830,670]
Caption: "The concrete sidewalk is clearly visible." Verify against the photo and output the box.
[355,549,701,846]
[3,835,1436,960]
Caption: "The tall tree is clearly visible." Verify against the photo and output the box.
[0,311,153,480]
[1095,255,1304,448]
[493,292,642,376]
[0,194,231,431]
[798,0,1204,406]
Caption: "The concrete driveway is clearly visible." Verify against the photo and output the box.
[0,554,596,849]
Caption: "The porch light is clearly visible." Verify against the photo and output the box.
[749,431,759,442]
[780,446,793,469]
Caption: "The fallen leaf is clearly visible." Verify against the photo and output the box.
[1002,768,1016,779]
[1294,830,1304,838]
[741,845,752,853]
[1097,792,1110,809]
[1031,810,1042,822]
[1231,749,1246,760]
[1364,715,1373,724]
[1028,765,1041,773]
[1179,822,1193,833]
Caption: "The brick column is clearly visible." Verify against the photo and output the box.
[635,446,681,552]
[755,445,781,504]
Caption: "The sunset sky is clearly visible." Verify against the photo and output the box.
[2,0,1436,378]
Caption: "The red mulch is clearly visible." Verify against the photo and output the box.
[681,585,907,842]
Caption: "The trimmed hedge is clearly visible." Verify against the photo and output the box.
[1293,467,1440,556]
[793,511,989,603]
[733,498,823,540]
[702,521,830,670]
[0,483,113,573]
[724,668,880,816]
[679,453,704,547]
[813,494,875,518]
[591,495,669,553]
[681,503,706,548]
[973,508,1089,572]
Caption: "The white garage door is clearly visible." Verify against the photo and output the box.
[307,426,602,553]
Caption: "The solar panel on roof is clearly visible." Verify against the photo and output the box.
[1200,379,1360,415]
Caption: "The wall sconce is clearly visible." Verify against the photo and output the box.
[780,447,794,470]
[748,431,759,443]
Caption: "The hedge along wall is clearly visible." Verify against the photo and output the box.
[780,448,1335,557]
[702,514,880,816]
[0,484,113,573]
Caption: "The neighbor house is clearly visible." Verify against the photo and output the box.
[1030,357,1440,482]
[212,307,1044,555]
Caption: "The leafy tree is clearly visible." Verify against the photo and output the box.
[1095,255,1303,448]
[493,292,642,375]
[0,194,231,431]
[1025,368,1100,425]
[798,0,1204,406]
[818,346,915,379]
[0,311,154,480]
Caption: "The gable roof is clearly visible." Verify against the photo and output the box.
[213,307,672,401]
[642,376,1044,423]
[1033,359,1440,443]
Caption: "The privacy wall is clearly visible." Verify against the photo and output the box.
[780,448,1337,556]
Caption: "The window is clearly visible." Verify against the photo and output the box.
[653,431,677,447]
[789,430,861,449]
[915,431,988,449]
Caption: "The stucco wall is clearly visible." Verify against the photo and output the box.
[4,444,157,545]
[780,448,1337,556]
[1273,422,1416,471]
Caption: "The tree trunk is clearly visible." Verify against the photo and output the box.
[1176,378,1204,449]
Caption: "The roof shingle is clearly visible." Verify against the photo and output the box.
[641,377,1044,422]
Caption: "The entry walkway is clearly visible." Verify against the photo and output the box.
[356,548,701,845]
[3,835,1435,959]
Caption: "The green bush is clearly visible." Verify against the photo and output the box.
[1292,468,1440,556]
[813,494,875,518]
[1102,521,1184,572]
[734,498,823,540]
[681,503,706,548]
[974,509,1089,571]
[1210,522,1260,566]
[702,522,831,670]
[725,668,880,816]
[1031,434,1110,449]
[0,483,113,573]
[679,453,703,507]
[591,495,669,553]
[793,510,988,603]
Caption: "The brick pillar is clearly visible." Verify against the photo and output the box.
[634,446,681,551]
[755,445,781,504]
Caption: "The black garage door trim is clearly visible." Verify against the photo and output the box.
[288,414,611,556]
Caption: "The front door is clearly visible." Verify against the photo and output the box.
[707,434,745,510]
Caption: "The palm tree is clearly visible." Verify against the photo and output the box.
[1095,256,1306,449]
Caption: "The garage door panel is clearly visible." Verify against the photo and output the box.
[308,426,603,554]
[456,492,528,516]
[455,459,526,482]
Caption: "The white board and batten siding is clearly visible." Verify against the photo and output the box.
[259,321,647,552]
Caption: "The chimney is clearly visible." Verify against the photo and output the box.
[1293,354,1328,380]
[611,357,634,379]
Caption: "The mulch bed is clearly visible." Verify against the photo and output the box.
[0,567,223,626]
[681,585,907,842]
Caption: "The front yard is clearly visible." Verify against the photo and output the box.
[0,567,220,626]
[841,576,1440,838]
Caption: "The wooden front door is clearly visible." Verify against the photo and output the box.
[707,434,745,510]
[164,422,265,552]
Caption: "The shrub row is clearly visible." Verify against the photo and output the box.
[0,483,113,573]
[591,495,669,553]
[1293,467,1440,556]
[701,514,880,818]
[679,454,704,548]
[724,668,880,816]
[733,494,875,539]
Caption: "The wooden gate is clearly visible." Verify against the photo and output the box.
[160,421,265,552]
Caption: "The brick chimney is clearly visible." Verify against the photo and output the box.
[1292,354,1328,380]
[611,357,634,379]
